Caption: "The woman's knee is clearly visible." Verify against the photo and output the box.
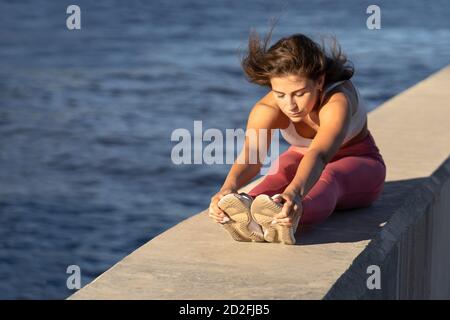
[335,183,384,210]
[331,157,386,194]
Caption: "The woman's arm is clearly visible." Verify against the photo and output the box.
[284,150,326,197]
[220,102,282,192]
[287,95,351,197]
[271,94,352,225]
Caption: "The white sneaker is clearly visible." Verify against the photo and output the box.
[250,194,301,245]
[218,193,264,242]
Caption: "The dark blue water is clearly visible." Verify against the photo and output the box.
[0,0,449,299]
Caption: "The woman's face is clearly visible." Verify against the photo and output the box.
[270,74,324,122]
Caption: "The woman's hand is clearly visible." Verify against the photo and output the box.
[272,188,303,226]
[208,188,237,224]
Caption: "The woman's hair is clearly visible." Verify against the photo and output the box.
[240,23,354,87]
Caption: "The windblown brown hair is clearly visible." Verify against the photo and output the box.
[240,23,354,87]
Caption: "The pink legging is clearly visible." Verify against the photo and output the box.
[248,131,386,225]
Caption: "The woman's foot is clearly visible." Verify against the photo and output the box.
[218,193,264,242]
[250,194,302,245]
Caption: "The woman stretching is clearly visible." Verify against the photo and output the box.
[208,30,386,245]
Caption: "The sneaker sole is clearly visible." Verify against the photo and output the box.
[218,194,264,242]
[251,195,297,245]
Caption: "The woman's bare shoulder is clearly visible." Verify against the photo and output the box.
[247,92,287,129]
[320,80,358,116]
[255,90,278,108]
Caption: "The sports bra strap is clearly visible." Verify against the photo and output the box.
[319,80,347,105]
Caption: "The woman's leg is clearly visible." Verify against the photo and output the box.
[247,133,386,227]
[247,147,305,198]
[300,156,386,225]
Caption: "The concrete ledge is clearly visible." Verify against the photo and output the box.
[325,155,450,299]
[69,65,450,300]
